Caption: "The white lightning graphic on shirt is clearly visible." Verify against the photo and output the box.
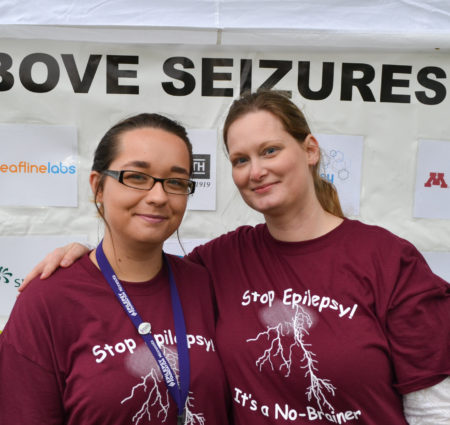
[122,345,205,424]
[247,304,336,413]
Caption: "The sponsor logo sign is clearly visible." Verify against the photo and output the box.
[0,235,88,318]
[0,124,78,207]
[414,139,450,219]
[187,129,217,211]
[316,134,364,216]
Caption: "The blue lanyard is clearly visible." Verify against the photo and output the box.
[96,241,190,423]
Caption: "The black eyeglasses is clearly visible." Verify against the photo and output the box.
[102,170,196,195]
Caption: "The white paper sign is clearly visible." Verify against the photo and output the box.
[414,139,450,219]
[187,129,217,211]
[422,251,450,283]
[316,134,364,216]
[0,235,88,320]
[0,124,78,207]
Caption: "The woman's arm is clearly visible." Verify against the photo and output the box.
[403,377,450,424]
[20,237,209,292]
[20,243,89,291]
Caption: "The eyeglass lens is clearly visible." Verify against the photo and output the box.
[122,171,192,194]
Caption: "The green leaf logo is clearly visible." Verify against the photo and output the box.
[0,266,13,284]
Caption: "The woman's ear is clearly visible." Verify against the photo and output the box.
[89,171,103,203]
[304,134,320,166]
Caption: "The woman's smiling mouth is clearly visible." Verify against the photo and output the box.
[252,182,279,194]
[136,213,168,223]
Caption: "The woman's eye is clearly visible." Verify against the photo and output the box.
[125,173,148,183]
[166,178,184,187]
[263,147,278,156]
[232,157,248,166]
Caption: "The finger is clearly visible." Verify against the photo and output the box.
[61,243,90,267]
[19,260,47,292]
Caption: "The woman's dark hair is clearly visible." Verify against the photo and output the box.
[223,90,344,218]
[92,113,193,218]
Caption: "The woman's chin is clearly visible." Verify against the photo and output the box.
[244,199,280,216]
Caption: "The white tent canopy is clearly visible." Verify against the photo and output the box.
[1,0,450,50]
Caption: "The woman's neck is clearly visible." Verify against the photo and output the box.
[265,200,343,242]
[90,234,164,282]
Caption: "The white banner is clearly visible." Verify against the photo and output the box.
[163,238,210,257]
[1,38,450,323]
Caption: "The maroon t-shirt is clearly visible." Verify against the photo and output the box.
[189,219,450,425]
[0,253,230,424]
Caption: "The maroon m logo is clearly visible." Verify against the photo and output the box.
[424,172,448,188]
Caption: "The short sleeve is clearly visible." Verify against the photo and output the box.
[186,245,205,266]
[0,279,66,424]
[385,244,450,394]
[0,338,64,424]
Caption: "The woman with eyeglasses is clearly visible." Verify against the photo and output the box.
[0,113,230,424]
[13,91,450,424]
